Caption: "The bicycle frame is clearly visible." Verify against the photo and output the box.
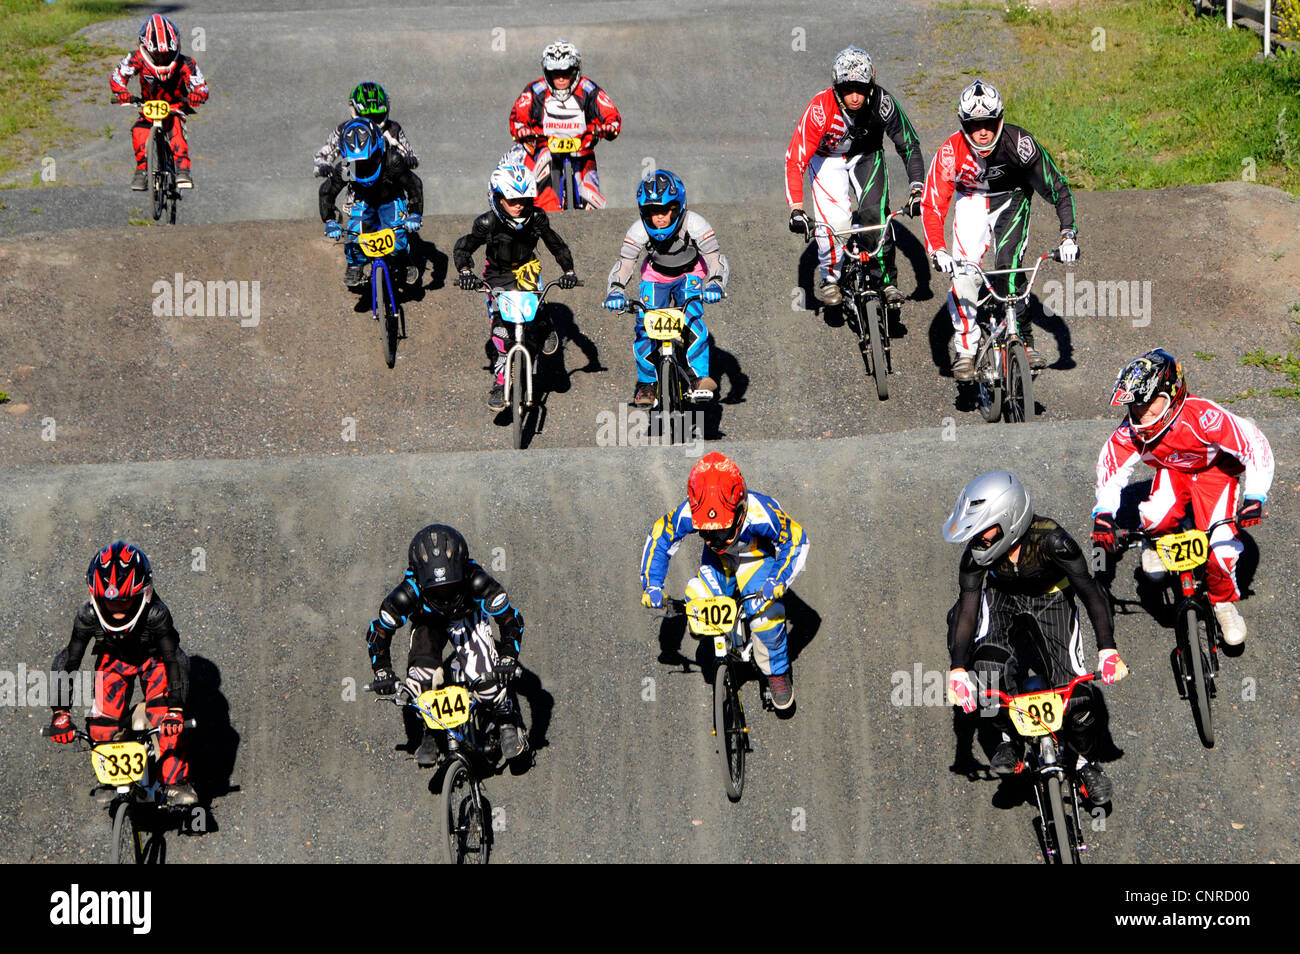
[626,297,713,403]
[473,280,566,408]
[955,251,1057,355]
[810,206,909,283]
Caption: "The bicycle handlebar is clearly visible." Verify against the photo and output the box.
[985,671,1098,708]
[620,295,715,314]
[953,250,1059,304]
[1114,516,1240,550]
[806,207,910,256]
[40,717,197,744]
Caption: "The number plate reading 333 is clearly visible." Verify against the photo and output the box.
[358,229,396,258]
[141,100,171,121]
[1008,691,1065,737]
[1155,529,1209,573]
[417,686,471,730]
[644,309,685,341]
[92,742,148,784]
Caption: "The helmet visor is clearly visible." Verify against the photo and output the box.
[422,582,462,614]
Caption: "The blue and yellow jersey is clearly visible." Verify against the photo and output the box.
[640,491,809,591]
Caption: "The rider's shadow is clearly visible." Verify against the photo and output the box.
[511,667,554,776]
[540,302,604,397]
[182,654,240,834]
[409,234,449,293]
[1028,295,1075,371]
[698,342,748,441]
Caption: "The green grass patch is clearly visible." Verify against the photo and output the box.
[992,0,1300,194]
[1193,351,1215,360]
[0,1,136,179]
[0,391,9,404]
[1241,346,1300,399]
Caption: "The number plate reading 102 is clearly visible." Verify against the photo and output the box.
[358,229,396,258]
[687,595,737,637]
[417,686,470,730]
[92,741,148,785]
[1155,529,1209,573]
[141,100,171,122]
[1008,691,1065,737]
[548,136,581,154]
[644,309,686,341]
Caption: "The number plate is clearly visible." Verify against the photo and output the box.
[91,741,148,785]
[416,686,471,730]
[357,229,396,258]
[643,308,686,341]
[141,100,171,122]
[548,136,581,154]
[497,290,540,324]
[1155,529,1209,572]
[1007,690,1066,737]
[687,595,738,637]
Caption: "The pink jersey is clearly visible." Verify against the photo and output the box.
[1094,397,1274,515]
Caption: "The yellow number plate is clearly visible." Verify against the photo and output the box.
[643,308,685,342]
[687,595,738,637]
[548,136,581,153]
[1007,691,1066,738]
[416,686,471,730]
[92,741,148,785]
[1155,529,1209,572]
[358,229,397,258]
[141,100,171,122]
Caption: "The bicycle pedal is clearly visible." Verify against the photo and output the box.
[688,389,714,402]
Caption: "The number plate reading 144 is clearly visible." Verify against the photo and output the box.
[417,686,470,730]
[644,309,685,341]
[92,741,148,784]
[358,229,396,258]
[1008,691,1065,737]
[141,100,171,122]
[1155,529,1209,573]
[687,595,737,637]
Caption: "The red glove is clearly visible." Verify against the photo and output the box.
[161,709,185,737]
[116,93,133,105]
[49,711,75,744]
[187,91,204,108]
[1239,498,1266,528]
[1091,513,1117,553]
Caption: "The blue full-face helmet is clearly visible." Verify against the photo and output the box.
[637,169,686,246]
[341,118,385,186]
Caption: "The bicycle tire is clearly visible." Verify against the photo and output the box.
[111,801,140,865]
[511,350,526,449]
[863,295,888,400]
[1178,603,1215,748]
[440,759,489,864]
[380,264,398,369]
[147,134,163,222]
[1044,774,1075,865]
[164,146,177,225]
[976,351,1003,422]
[1005,343,1034,423]
[658,353,679,446]
[713,662,745,802]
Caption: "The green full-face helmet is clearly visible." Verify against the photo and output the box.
[350,82,390,124]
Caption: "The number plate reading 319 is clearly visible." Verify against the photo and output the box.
[1008,691,1065,737]
[644,309,685,341]
[1155,529,1209,573]
[92,741,148,784]
[417,686,470,730]
[141,100,171,122]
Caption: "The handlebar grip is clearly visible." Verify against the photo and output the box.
[39,725,54,738]
[184,718,198,730]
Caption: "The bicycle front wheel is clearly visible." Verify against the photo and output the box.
[440,759,489,864]
[863,295,888,401]
[713,662,745,802]
[1005,343,1034,423]
[1044,774,1075,864]
[147,134,163,221]
[378,263,398,368]
[510,350,526,449]
[976,351,1003,422]
[658,353,681,445]
[111,801,141,865]
[1178,602,1215,748]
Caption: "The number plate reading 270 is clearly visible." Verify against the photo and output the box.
[1155,529,1209,573]
[1008,691,1065,737]
[92,742,148,785]
[416,686,470,730]
[358,229,396,259]
[644,309,685,342]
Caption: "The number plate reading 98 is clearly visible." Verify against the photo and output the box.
[1008,691,1065,737]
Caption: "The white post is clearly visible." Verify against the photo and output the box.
[1265,0,1272,55]
[1227,0,1233,28]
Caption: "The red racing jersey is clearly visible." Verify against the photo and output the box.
[1094,397,1274,516]
[508,77,621,157]
[111,51,208,107]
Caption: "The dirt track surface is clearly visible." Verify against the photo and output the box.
[1,0,1298,865]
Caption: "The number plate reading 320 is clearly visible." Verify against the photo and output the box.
[644,309,685,341]
[1008,691,1065,737]
[1155,529,1209,573]
[92,742,148,784]
[358,229,396,258]
[687,595,737,637]
[417,686,470,730]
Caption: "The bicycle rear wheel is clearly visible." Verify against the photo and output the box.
[440,759,489,864]
[163,148,177,225]
[862,295,888,400]
[1177,603,1215,748]
[1004,343,1034,423]
[510,350,526,449]
[713,662,745,802]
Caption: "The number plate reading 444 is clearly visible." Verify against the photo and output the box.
[417,686,471,730]
[644,309,685,341]
[358,229,396,258]
[1155,529,1209,573]
[92,741,148,785]
[1008,691,1065,737]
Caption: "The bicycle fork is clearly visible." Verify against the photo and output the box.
[503,330,534,407]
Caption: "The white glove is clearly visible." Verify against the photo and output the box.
[933,250,955,276]
[1059,230,1079,264]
